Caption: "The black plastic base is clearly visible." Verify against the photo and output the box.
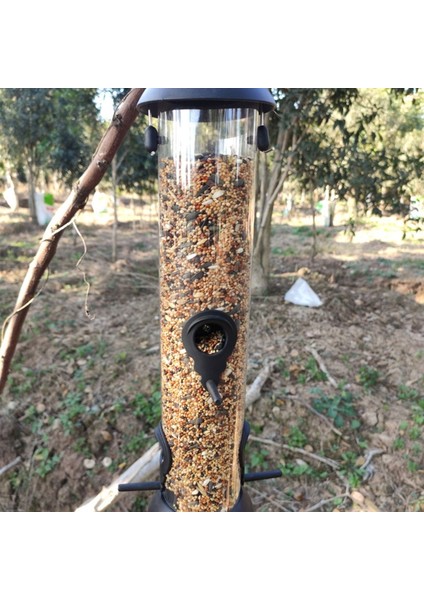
[230,488,254,512]
[148,487,254,512]
[148,491,174,512]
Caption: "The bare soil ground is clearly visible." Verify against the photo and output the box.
[0,199,423,512]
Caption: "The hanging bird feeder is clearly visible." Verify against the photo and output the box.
[119,88,281,511]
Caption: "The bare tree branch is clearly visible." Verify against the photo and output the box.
[306,346,338,389]
[0,88,145,395]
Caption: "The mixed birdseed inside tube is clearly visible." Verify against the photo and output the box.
[158,152,255,511]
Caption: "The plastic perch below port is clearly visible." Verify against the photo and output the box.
[118,470,283,492]
[205,379,222,405]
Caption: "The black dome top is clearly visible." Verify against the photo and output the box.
[137,88,275,117]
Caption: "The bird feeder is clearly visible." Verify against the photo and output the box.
[119,89,281,511]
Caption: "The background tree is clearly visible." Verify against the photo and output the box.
[0,88,99,222]
[301,88,424,219]
[101,88,157,195]
[340,88,424,216]
[98,88,157,260]
[252,88,359,294]
[252,87,424,294]
[48,88,100,186]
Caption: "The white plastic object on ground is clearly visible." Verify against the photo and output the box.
[34,192,55,226]
[3,187,18,210]
[284,277,323,308]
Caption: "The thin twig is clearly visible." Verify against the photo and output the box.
[283,444,339,470]
[249,435,281,448]
[72,220,94,320]
[247,487,294,512]
[1,270,50,345]
[113,271,159,283]
[41,217,76,241]
[305,494,349,512]
[291,396,344,438]
[307,346,338,388]
[246,361,274,407]
[360,448,385,482]
[0,456,21,477]
[249,434,340,470]
[362,448,385,471]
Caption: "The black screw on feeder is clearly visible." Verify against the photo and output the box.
[120,89,282,512]
[257,113,271,152]
[145,110,159,154]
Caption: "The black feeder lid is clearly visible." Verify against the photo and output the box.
[137,88,276,118]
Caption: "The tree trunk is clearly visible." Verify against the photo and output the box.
[323,185,331,227]
[251,206,273,295]
[329,188,336,226]
[131,197,136,232]
[323,186,338,227]
[250,121,303,296]
[310,184,318,261]
[285,192,294,218]
[256,151,268,233]
[27,164,37,223]
[251,156,293,295]
[348,194,357,220]
[4,170,18,210]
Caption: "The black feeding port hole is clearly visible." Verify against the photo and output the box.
[182,310,238,404]
[194,322,226,355]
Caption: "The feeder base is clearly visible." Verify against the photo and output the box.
[148,488,254,512]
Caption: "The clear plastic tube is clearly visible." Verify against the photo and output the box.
[158,108,258,511]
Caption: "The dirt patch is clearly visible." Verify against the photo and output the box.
[0,205,423,512]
